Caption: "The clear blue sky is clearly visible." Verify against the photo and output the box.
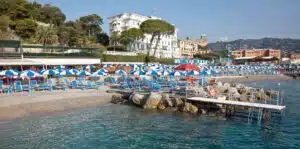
[36,0,300,42]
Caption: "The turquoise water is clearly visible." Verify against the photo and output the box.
[0,80,300,149]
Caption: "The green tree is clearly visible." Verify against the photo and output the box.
[119,28,144,46]
[140,19,175,57]
[35,25,58,46]
[79,14,103,36]
[0,15,10,32]
[96,33,109,46]
[0,0,31,20]
[110,32,120,46]
[39,4,66,26]
[14,18,38,39]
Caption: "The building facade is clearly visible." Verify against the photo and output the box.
[108,13,180,58]
[231,49,281,59]
[178,35,208,58]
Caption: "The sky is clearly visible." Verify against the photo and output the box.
[36,0,300,43]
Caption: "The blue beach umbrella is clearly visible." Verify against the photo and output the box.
[98,68,108,73]
[92,70,107,76]
[0,69,19,77]
[42,69,59,76]
[86,65,95,69]
[76,71,91,76]
[133,70,145,76]
[69,69,79,74]
[161,70,170,76]
[21,70,40,78]
[170,71,185,77]
[115,69,127,75]
[59,70,75,76]
[146,70,161,76]
[187,70,199,76]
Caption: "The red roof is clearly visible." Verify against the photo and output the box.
[175,64,200,71]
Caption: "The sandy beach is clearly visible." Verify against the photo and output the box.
[0,87,113,121]
[0,75,294,121]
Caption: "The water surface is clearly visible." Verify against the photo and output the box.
[0,80,299,149]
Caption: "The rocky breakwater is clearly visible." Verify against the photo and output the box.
[110,81,278,116]
[111,92,198,114]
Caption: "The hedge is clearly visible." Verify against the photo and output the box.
[101,54,175,65]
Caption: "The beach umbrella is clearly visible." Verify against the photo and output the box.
[85,65,95,69]
[146,70,161,76]
[175,64,200,71]
[133,70,145,76]
[170,71,184,77]
[21,70,40,78]
[69,69,79,74]
[115,69,127,75]
[92,70,107,76]
[76,71,91,76]
[42,69,59,76]
[98,68,108,73]
[56,65,65,69]
[59,70,75,76]
[0,69,19,77]
[187,70,199,76]
[161,70,170,76]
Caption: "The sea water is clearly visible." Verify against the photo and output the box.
[0,80,299,149]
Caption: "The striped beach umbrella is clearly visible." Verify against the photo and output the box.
[59,70,75,76]
[146,70,161,76]
[115,69,127,75]
[21,70,40,78]
[76,71,91,76]
[133,70,145,76]
[169,71,184,77]
[85,65,95,69]
[187,70,199,76]
[0,69,19,77]
[42,69,59,76]
[98,68,108,73]
[92,70,107,76]
[161,70,170,76]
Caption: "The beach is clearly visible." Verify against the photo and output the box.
[0,75,293,121]
[0,87,112,121]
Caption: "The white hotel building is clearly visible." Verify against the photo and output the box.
[108,13,180,58]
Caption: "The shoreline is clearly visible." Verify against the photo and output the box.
[0,88,112,121]
[214,75,293,83]
[0,75,293,121]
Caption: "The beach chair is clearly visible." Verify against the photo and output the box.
[14,81,23,92]
[30,80,38,89]
[0,80,3,93]
[70,80,79,89]
[86,80,97,89]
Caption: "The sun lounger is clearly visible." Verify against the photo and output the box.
[14,81,23,92]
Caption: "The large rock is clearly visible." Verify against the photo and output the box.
[158,100,167,110]
[255,89,270,100]
[224,83,231,88]
[111,95,127,104]
[131,93,147,106]
[228,87,239,95]
[238,87,251,95]
[173,97,184,107]
[162,93,173,107]
[143,92,163,109]
[196,87,207,97]
[179,102,198,114]
[232,92,241,101]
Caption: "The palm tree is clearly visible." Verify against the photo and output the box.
[35,25,58,46]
